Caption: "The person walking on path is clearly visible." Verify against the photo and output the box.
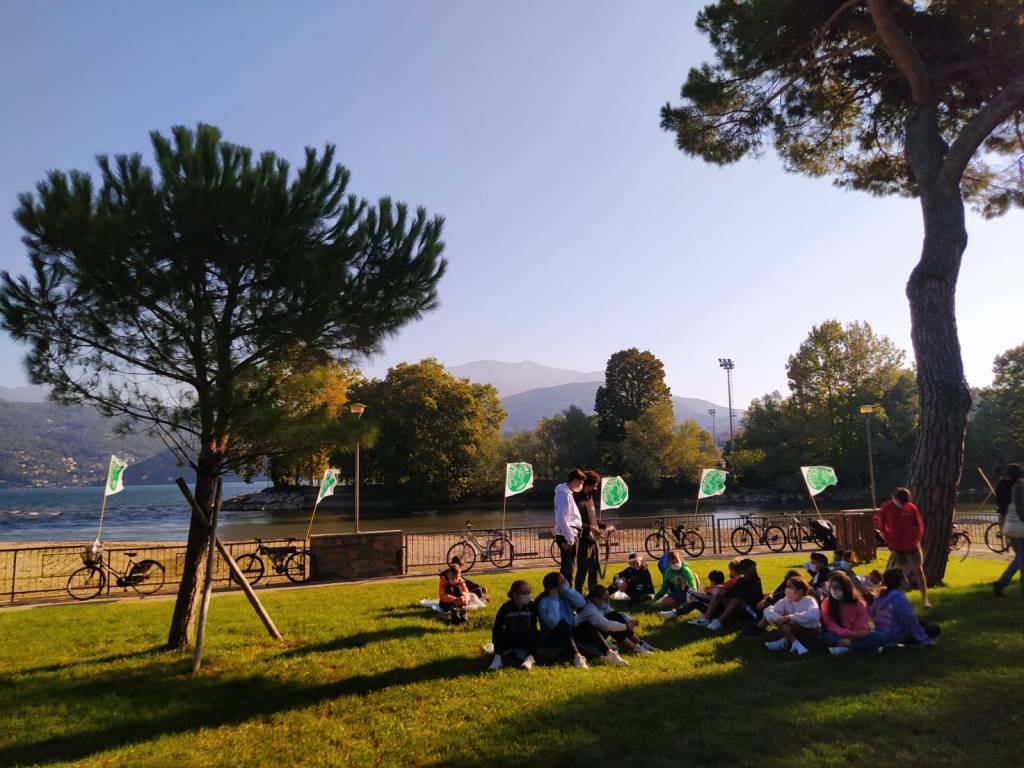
[878,487,931,609]
[994,463,1024,598]
[554,469,586,585]
[573,470,602,594]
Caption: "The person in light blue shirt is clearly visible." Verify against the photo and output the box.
[869,569,937,647]
[535,571,589,668]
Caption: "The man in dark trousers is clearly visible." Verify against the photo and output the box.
[574,470,602,594]
[553,469,586,584]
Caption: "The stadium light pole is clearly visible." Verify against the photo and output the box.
[707,408,717,448]
[718,359,735,452]
[859,404,878,509]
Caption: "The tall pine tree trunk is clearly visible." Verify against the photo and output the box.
[166,447,223,651]
[905,107,972,586]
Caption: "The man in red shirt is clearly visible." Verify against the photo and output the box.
[878,487,931,608]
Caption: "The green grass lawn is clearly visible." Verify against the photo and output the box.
[1,555,1022,768]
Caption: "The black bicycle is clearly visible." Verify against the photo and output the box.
[731,514,788,554]
[66,543,166,600]
[786,516,836,551]
[984,521,1012,553]
[645,518,705,558]
[233,538,314,585]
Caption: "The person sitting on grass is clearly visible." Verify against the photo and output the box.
[763,576,821,656]
[613,552,656,600]
[576,584,654,656]
[438,562,469,623]
[805,552,832,600]
[820,572,884,655]
[653,550,698,611]
[660,569,725,620]
[535,571,591,669]
[869,568,939,648]
[740,569,802,635]
[448,556,488,603]
[702,558,764,632]
[488,579,538,671]
[688,559,743,626]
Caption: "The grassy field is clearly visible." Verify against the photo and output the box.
[1,555,1022,768]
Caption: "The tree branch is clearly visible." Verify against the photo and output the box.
[866,0,933,104]
[942,74,1024,187]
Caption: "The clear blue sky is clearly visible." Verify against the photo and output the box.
[0,1,1019,407]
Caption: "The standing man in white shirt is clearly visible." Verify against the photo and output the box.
[554,469,587,584]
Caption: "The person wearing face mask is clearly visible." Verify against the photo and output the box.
[820,572,884,655]
[763,576,821,655]
[554,469,587,585]
[805,552,832,600]
[878,487,931,609]
[572,585,642,661]
[573,470,603,594]
[653,550,697,610]
[488,580,539,671]
[536,571,590,668]
[614,553,656,601]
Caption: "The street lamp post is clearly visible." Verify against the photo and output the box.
[351,403,367,533]
[718,359,735,451]
[707,408,717,448]
[859,404,877,508]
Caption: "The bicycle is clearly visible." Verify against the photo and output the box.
[644,518,706,559]
[984,521,1012,553]
[447,522,514,572]
[66,542,166,600]
[785,516,835,552]
[730,514,787,554]
[949,523,971,559]
[232,537,314,585]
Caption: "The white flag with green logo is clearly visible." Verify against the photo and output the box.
[505,462,534,498]
[801,466,838,497]
[104,455,128,497]
[600,476,629,511]
[698,468,728,499]
[316,468,340,507]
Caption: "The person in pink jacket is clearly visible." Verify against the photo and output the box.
[820,572,884,655]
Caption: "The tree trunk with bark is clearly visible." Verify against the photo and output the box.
[166,447,223,651]
[904,107,973,586]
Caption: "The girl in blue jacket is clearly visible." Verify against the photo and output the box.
[535,571,590,668]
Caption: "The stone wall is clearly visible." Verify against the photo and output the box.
[309,530,405,581]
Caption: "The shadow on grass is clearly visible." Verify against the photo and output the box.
[2,644,166,676]
[276,624,444,659]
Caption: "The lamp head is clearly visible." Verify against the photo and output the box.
[350,403,367,416]
[859,405,875,415]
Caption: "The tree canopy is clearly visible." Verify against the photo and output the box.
[595,348,672,449]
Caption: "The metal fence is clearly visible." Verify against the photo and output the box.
[1,510,1011,604]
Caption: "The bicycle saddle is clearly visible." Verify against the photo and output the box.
[124,551,137,558]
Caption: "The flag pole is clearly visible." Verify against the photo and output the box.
[96,494,108,543]
[502,494,507,536]
[305,497,319,542]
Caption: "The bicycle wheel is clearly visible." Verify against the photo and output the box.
[128,559,166,595]
[765,525,788,553]
[486,537,515,569]
[680,529,705,558]
[950,532,970,553]
[597,538,611,579]
[731,526,754,555]
[644,531,669,559]
[285,551,314,583]
[985,522,1010,553]
[67,565,105,600]
[446,541,477,572]
[232,553,265,585]
[787,524,802,552]
[549,539,562,565]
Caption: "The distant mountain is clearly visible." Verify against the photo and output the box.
[448,360,602,398]
[500,381,745,438]
[0,384,49,404]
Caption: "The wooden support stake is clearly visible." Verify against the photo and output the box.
[192,478,222,674]
[175,478,282,641]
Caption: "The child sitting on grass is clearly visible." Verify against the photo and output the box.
[739,569,802,636]
[576,584,655,655]
[660,569,725,619]
[820,571,884,655]
[702,558,763,632]
[613,552,655,600]
[762,576,820,656]
[535,571,592,669]
[868,568,938,648]
[488,579,538,671]
[688,559,742,626]
[438,562,469,623]
[653,550,698,611]
[805,552,832,600]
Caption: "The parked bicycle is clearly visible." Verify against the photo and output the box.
[786,516,837,552]
[233,537,313,585]
[66,542,166,600]
[984,521,1012,553]
[447,522,514,572]
[730,514,788,554]
[949,523,971,559]
[645,518,705,559]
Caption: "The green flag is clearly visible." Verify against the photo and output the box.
[104,455,128,497]
[600,476,629,511]
[316,468,340,507]
[505,462,534,498]
[801,465,838,497]
[698,468,728,499]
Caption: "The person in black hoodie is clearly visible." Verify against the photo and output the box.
[573,471,603,594]
[487,580,538,671]
[613,553,656,600]
[805,552,832,600]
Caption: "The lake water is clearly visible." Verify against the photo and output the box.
[0,483,992,544]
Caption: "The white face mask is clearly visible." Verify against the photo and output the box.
[829,587,844,600]
[670,563,682,572]
[805,562,817,573]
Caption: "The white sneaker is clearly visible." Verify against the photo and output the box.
[828,646,850,656]
[764,638,788,651]
[520,655,535,670]
[658,609,677,619]
[688,617,710,626]
[487,655,503,671]
[603,651,629,666]
[572,654,589,669]
[640,641,660,653]
[707,619,722,631]
[790,640,809,656]
[633,645,653,655]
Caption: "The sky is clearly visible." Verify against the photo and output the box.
[0,1,1020,408]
